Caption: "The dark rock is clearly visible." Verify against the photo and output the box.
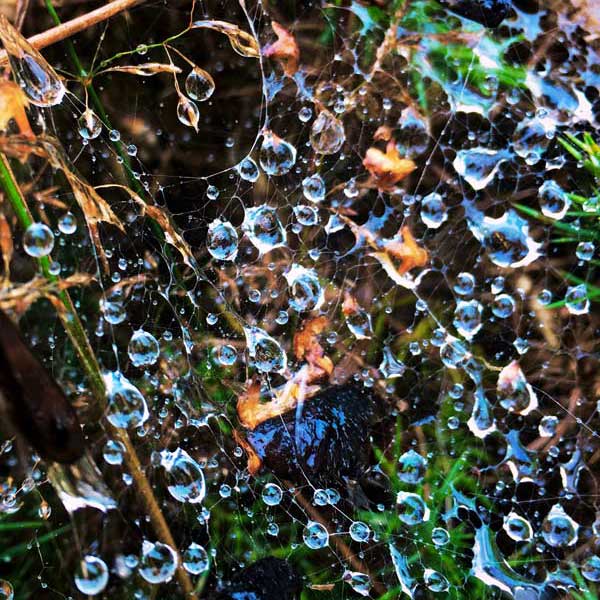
[213,557,302,600]
[441,0,513,28]
[245,382,374,487]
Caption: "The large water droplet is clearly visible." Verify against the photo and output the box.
[396,492,430,525]
[207,219,239,261]
[284,264,324,312]
[262,482,283,506]
[539,180,570,220]
[503,511,533,542]
[103,371,149,429]
[244,326,287,373]
[0,580,13,600]
[343,571,371,596]
[159,448,206,503]
[302,173,326,203]
[453,299,483,340]
[259,130,296,175]
[420,192,448,229]
[497,361,538,415]
[310,110,345,155]
[237,156,259,182]
[182,542,209,575]
[74,556,109,595]
[185,67,215,101]
[453,147,510,191]
[541,504,579,548]
[23,222,54,257]
[139,541,178,584]
[303,521,329,549]
[128,329,160,367]
[242,205,286,254]
[398,449,427,485]
[565,284,589,315]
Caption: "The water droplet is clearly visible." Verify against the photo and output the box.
[177,96,200,130]
[396,492,430,525]
[23,222,54,257]
[293,204,319,226]
[302,174,326,203]
[538,415,558,437]
[398,449,427,485]
[310,110,345,155]
[582,556,600,582]
[0,580,13,600]
[213,344,237,366]
[185,67,215,101]
[453,147,510,191]
[343,571,371,596]
[207,219,239,261]
[395,106,430,158]
[541,504,579,548]
[453,299,483,339]
[237,157,259,182]
[303,521,329,549]
[103,371,149,429]
[159,448,205,503]
[565,284,589,315]
[182,542,209,575]
[244,326,287,373]
[242,205,286,255]
[497,361,538,415]
[74,556,109,595]
[513,113,556,164]
[103,439,126,465]
[259,130,296,175]
[454,272,475,296]
[139,541,178,584]
[576,241,594,261]
[492,293,515,318]
[503,512,533,542]
[128,329,160,367]
[58,212,77,235]
[539,180,570,220]
[420,193,448,229]
[432,527,450,546]
[78,109,102,140]
[424,569,449,593]
[349,521,370,542]
[379,346,405,378]
[284,264,324,312]
[262,483,283,506]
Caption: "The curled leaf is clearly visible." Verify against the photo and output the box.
[192,19,259,58]
[384,226,428,273]
[0,80,33,138]
[100,63,182,76]
[263,21,300,76]
[363,140,417,190]
[293,316,333,380]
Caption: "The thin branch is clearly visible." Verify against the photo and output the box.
[0,0,146,65]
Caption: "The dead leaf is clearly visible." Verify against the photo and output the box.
[192,19,259,58]
[263,21,300,76]
[0,80,33,138]
[0,210,13,281]
[232,430,262,475]
[363,139,416,190]
[384,225,428,274]
[293,316,333,380]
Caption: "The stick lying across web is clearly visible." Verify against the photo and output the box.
[0,0,146,65]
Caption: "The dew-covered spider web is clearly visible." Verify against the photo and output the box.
[0,0,599,598]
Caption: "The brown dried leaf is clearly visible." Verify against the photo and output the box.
[363,139,416,190]
[293,316,333,379]
[192,19,259,58]
[263,21,300,76]
[100,63,182,76]
[384,225,428,274]
[0,80,33,138]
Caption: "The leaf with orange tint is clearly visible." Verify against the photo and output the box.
[363,140,416,190]
[0,210,13,282]
[0,80,33,138]
[263,21,300,76]
[293,316,333,379]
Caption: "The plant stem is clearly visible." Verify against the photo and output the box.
[0,153,197,599]
[0,0,147,65]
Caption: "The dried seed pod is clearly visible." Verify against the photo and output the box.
[0,309,84,463]
[243,382,374,488]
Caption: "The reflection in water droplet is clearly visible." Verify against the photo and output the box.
[302,173,326,203]
[78,109,102,140]
[398,449,427,485]
[237,156,259,182]
[453,147,510,191]
[262,482,283,506]
[565,284,589,315]
[284,264,324,312]
[424,568,449,593]
[539,180,570,220]
[182,542,209,575]
[503,511,533,542]
[420,193,448,229]
[0,580,14,600]
[396,491,430,525]
[343,570,371,596]
[541,504,579,548]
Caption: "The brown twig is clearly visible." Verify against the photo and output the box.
[0,0,146,65]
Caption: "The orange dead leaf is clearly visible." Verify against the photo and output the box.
[373,125,392,142]
[232,430,262,475]
[263,21,300,76]
[99,63,182,77]
[293,316,333,380]
[385,226,428,275]
[0,80,34,138]
[0,211,13,281]
[363,139,416,190]
[192,20,259,58]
